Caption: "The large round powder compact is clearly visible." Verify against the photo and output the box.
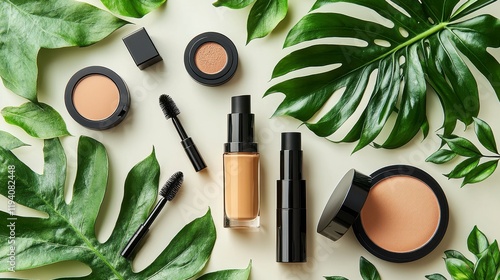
[184,32,238,86]
[65,66,130,130]
[317,165,449,263]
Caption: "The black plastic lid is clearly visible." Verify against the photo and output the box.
[122,28,162,70]
[317,169,372,241]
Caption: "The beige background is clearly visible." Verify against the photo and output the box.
[1,0,500,279]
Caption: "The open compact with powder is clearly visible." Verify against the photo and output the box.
[317,165,449,263]
[65,66,130,130]
[184,32,238,86]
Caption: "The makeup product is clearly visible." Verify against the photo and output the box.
[317,165,449,263]
[159,94,206,172]
[223,95,260,228]
[121,171,183,259]
[277,132,306,263]
[123,27,163,70]
[184,32,238,86]
[65,66,130,130]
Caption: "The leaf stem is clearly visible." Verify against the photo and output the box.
[386,22,449,57]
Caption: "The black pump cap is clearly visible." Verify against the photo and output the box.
[231,95,251,114]
[282,132,301,151]
[225,95,257,153]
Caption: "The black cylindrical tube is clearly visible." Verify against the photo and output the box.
[277,132,306,263]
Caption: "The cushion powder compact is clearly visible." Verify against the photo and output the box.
[184,32,238,86]
[317,165,449,263]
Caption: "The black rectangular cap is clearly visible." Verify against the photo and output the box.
[123,27,162,70]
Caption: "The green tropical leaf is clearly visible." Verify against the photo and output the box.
[473,118,499,154]
[468,226,490,258]
[213,0,288,42]
[213,0,255,9]
[445,157,480,179]
[265,0,500,151]
[445,258,475,280]
[425,274,448,280]
[426,149,457,164]
[474,244,497,280]
[0,0,128,102]
[100,0,166,18]
[359,257,381,280]
[246,0,288,43]
[444,250,474,269]
[197,261,251,280]
[2,102,70,139]
[0,131,28,150]
[462,160,498,186]
[440,135,482,157]
[0,136,216,279]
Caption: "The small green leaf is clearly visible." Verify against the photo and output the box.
[441,135,482,157]
[425,274,448,280]
[426,149,457,164]
[213,0,255,8]
[444,250,474,268]
[100,0,166,18]
[324,277,349,280]
[445,258,475,280]
[474,246,497,280]
[246,0,287,43]
[1,102,70,139]
[445,157,480,179]
[468,226,490,258]
[360,256,381,280]
[473,117,498,154]
[0,131,28,150]
[462,160,498,186]
[197,260,251,280]
[489,240,500,268]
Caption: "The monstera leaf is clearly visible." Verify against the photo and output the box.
[213,0,288,43]
[266,0,500,152]
[0,0,128,102]
[0,135,218,279]
[100,0,167,18]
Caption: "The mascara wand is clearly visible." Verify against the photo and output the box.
[159,94,207,172]
[121,171,184,259]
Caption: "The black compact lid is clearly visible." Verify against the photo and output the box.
[317,169,372,241]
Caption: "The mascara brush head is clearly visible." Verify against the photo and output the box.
[160,171,184,201]
[159,94,180,120]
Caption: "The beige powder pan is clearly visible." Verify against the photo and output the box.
[184,32,238,86]
[317,165,449,263]
[65,66,130,130]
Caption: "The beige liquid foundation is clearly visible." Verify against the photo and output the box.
[223,95,260,228]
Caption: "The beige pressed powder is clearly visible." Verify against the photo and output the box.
[73,74,120,121]
[65,66,130,130]
[317,166,449,262]
[195,42,228,75]
[360,176,440,253]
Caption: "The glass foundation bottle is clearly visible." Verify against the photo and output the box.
[223,95,260,228]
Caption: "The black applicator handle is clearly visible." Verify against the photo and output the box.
[121,198,168,259]
[171,116,206,172]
